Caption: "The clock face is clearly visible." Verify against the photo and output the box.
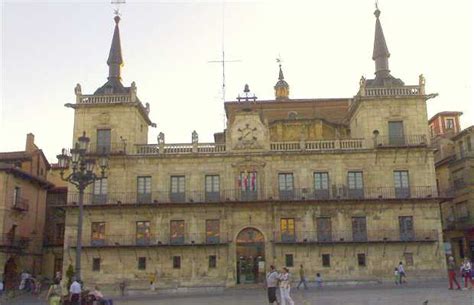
[237,123,257,145]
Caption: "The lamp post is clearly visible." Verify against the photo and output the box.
[57,131,108,282]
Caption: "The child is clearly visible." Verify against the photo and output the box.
[394,268,400,285]
[315,273,323,288]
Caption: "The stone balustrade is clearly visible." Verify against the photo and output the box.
[364,86,421,97]
[77,94,132,104]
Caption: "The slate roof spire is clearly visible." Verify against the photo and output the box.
[372,4,390,79]
[274,62,289,100]
[94,15,127,95]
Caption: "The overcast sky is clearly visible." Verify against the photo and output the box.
[1,0,472,161]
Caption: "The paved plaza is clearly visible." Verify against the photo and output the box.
[5,281,473,305]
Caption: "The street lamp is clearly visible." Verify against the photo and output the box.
[57,131,108,282]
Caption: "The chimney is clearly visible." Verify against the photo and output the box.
[25,133,35,152]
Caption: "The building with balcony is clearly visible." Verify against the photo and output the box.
[431,112,474,263]
[58,7,447,290]
[0,134,53,289]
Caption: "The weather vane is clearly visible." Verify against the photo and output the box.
[276,55,283,66]
[111,0,126,16]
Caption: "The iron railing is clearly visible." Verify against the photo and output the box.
[273,229,438,243]
[0,234,30,249]
[43,235,64,247]
[71,232,229,248]
[11,196,29,212]
[61,186,441,206]
[375,135,428,147]
[86,142,127,155]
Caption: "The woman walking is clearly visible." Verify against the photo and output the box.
[278,267,294,305]
[461,258,473,289]
[45,280,61,305]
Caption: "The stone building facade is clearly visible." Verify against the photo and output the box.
[0,134,53,289]
[57,7,447,291]
[430,112,474,263]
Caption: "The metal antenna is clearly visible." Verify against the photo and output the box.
[208,1,241,103]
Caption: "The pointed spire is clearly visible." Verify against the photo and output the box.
[372,4,391,79]
[274,62,289,100]
[107,15,123,80]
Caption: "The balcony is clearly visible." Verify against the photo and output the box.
[43,236,64,247]
[272,229,438,244]
[71,233,229,248]
[0,234,30,250]
[445,215,474,231]
[11,196,29,212]
[61,186,441,207]
[86,142,127,155]
[375,135,428,148]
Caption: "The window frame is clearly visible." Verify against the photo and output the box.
[285,254,294,267]
[170,220,185,245]
[280,218,296,242]
[357,253,366,267]
[173,256,181,269]
[322,254,331,267]
[208,255,217,268]
[138,257,147,270]
[92,258,101,272]
[137,176,152,203]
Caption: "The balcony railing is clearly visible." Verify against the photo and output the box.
[47,193,68,206]
[0,234,30,249]
[11,196,29,212]
[454,149,474,160]
[273,229,438,244]
[364,86,422,97]
[70,233,229,248]
[77,94,132,105]
[62,186,440,206]
[43,235,64,247]
[86,142,127,155]
[375,135,428,148]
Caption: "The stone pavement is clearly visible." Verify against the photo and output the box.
[6,280,473,305]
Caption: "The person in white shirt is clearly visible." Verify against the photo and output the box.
[461,258,473,289]
[265,265,279,305]
[397,262,406,284]
[278,267,294,305]
[69,278,81,305]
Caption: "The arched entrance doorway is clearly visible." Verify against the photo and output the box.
[236,228,265,284]
[4,256,18,290]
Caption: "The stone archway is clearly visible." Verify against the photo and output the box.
[236,228,265,284]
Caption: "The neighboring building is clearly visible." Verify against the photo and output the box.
[59,7,447,291]
[0,134,53,289]
[431,112,474,262]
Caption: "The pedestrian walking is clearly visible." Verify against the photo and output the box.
[296,265,308,290]
[315,273,322,288]
[398,262,406,284]
[447,256,461,290]
[45,279,61,305]
[278,267,295,305]
[461,258,473,289]
[69,277,82,305]
[394,268,400,285]
[265,265,280,305]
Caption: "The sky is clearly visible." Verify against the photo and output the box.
[0,0,472,161]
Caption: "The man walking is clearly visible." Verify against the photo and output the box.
[447,256,461,290]
[296,265,308,290]
[69,277,82,305]
[398,262,406,284]
[266,265,279,305]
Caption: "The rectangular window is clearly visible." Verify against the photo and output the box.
[404,253,414,266]
[317,217,332,242]
[347,171,364,199]
[240,171,258,201]
[357,253,366,267]
[456,201,469,220]
[458,239,465,258]
[138,257,146,270]
[54,257,63,275]
[205,175,220,202]
[137,176,152,203]
[136,221,151,245]
[352,217,367,241]
[170,176,185,202]
[452,168,465,190]
[278,173,294,200]
[209,255,217,268]
[285,254,294,267]
[388,121,405,145]
[92,178,107,204]
[173,256,181,269]
[97,129,111,154]
[446,118,454,129]
[55,223,65,243]
[206,219,220,244]
[399,216,414,241]
[322,254,331,267]
[91,222,106,246]
[13,187,20,206]
[170,220,185,245]
[92,258,101,272]
[314,172,329,199]
[394,171,410,198]
[280,218,296,242]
